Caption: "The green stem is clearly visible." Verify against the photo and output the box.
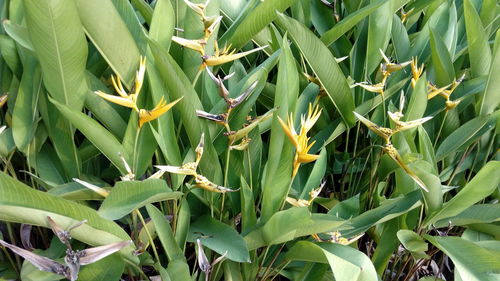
[220,149,231,220]
[434,110,448,149]
[132,126,142,178]
[135,209,161,264]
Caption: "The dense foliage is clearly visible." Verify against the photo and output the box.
[0,0,499,280]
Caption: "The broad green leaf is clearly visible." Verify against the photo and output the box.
[0,35,21,78]
[425,235,500,281]
[464,0,491,78]
[188,215,250,263]
[424,161,500,226]
[320,0,386,47]
[340,190,422,237]
[429,29,455,86]
[74,0,140,87]
[299,148,327,198]
[24,0,88,110]
[222,0,296,48]
[240,176,257,235]
[261,36,297,220]
[436,114,494,160]
[435,204,500,227]
[12,66,40,152]
[50,99,127,174]
[397,230,429,259]
[77,254,124,281]
[149,0,174,50]
[0,172,137,262]
[245,208,346,250]
[276,13,355,126]
[365,0,393,75]
[479,30,500,115]
[98,179,182,220]
[2,20,34,51]
[146,204,191,279]
[110,0,148,53]
[286,241,378,281]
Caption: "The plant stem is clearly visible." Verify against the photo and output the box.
[135,209,161,264]
[433,110,448,148]
[132,126,142,177]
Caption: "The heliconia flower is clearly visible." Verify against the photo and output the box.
[379,49,411,77]
[287,180,325,207]
[94,56,146,112]
[47,216,87,248]
[203,15,222,38]
[354,82,385,96]
[205,68,234,101]
[183,0,211,18]
[410,57,424,88]
[229,136,251,151]
[172,36,206,55]
[312,231,364,245]
[202,43,268,67]
[196,239,226,276]
[387,111,432,132]
[0,94,7,107]
[194,174,238,193]
[279,104,322,177]
[119,153,135,181]
[0,231,132,281]
[400,8,414,23]
[155,134,205,176]
[353,112,393,144]
[227,109,275,144]
[73,178,109,197]
[138,97,183,128]
[445,100,460,110]
[383,143,429,192]
[427,83,450,100]
[196,110,227,125]
[206,68,257,109]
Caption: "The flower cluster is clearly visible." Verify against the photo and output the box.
[172,0,266,69]
[354,95,432,192]
[156,134,238,193]
[94,57,182,128]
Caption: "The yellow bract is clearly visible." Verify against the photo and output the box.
[138,97,183,128]
[94,57,180,128]
[203,44,268,67]
[410,57,424,88]
[279,103,322,177]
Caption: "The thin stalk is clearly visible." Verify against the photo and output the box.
[268,260,291,281]
[1,246,18,274]
[256,246,270,280]
[125,259,149,280]
[220,149,231,221]
[193,68,203,87]
[6,223,20,267]
[247,148,253,190]
[260,243,286,281]
[433,110,448,148]
[135,209,161,264]
[132,126,142,177]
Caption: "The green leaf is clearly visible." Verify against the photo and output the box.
[436,114,494,160]
[146,204,191,279]
[222,0,296,48]
[478,30,500,115]
[98,179,183,220]
[245,207,346,250]
[261,36,297,220]
[365,1,393,75]
[77,254,124,281]
[149,0,174,50]
[464,0,491,78]
[74,0,141,87]
[188,215,250,263]
[286,241,378,281]
[434,204,500,227]
[320,0,386,47]
[340,190,422,237]
[397,230,429,259]
[276,12,355,126]
[424,161,500,226]
[425,235,500,281]
[429,29,455,86]
[24,0,88,110]
[0,171,137,263]
[2,20,34,51]
[50,98,128,174]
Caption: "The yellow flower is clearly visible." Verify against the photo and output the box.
[202,42,268,67]
[194,174,238,193]
[312,231,364,245]
[94,57,146,112]
[354,82,385,96]
[353,112,393,144]
[286,181,324,207]
[410,57,424,88]
[400,8,414,24]
[138,97,183,128]
[379,50,411,78]
[171,36,206,55]
[427,83,450,100]
[279,103,322,177]
[155,134,204,176]
[383,143,428,192]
